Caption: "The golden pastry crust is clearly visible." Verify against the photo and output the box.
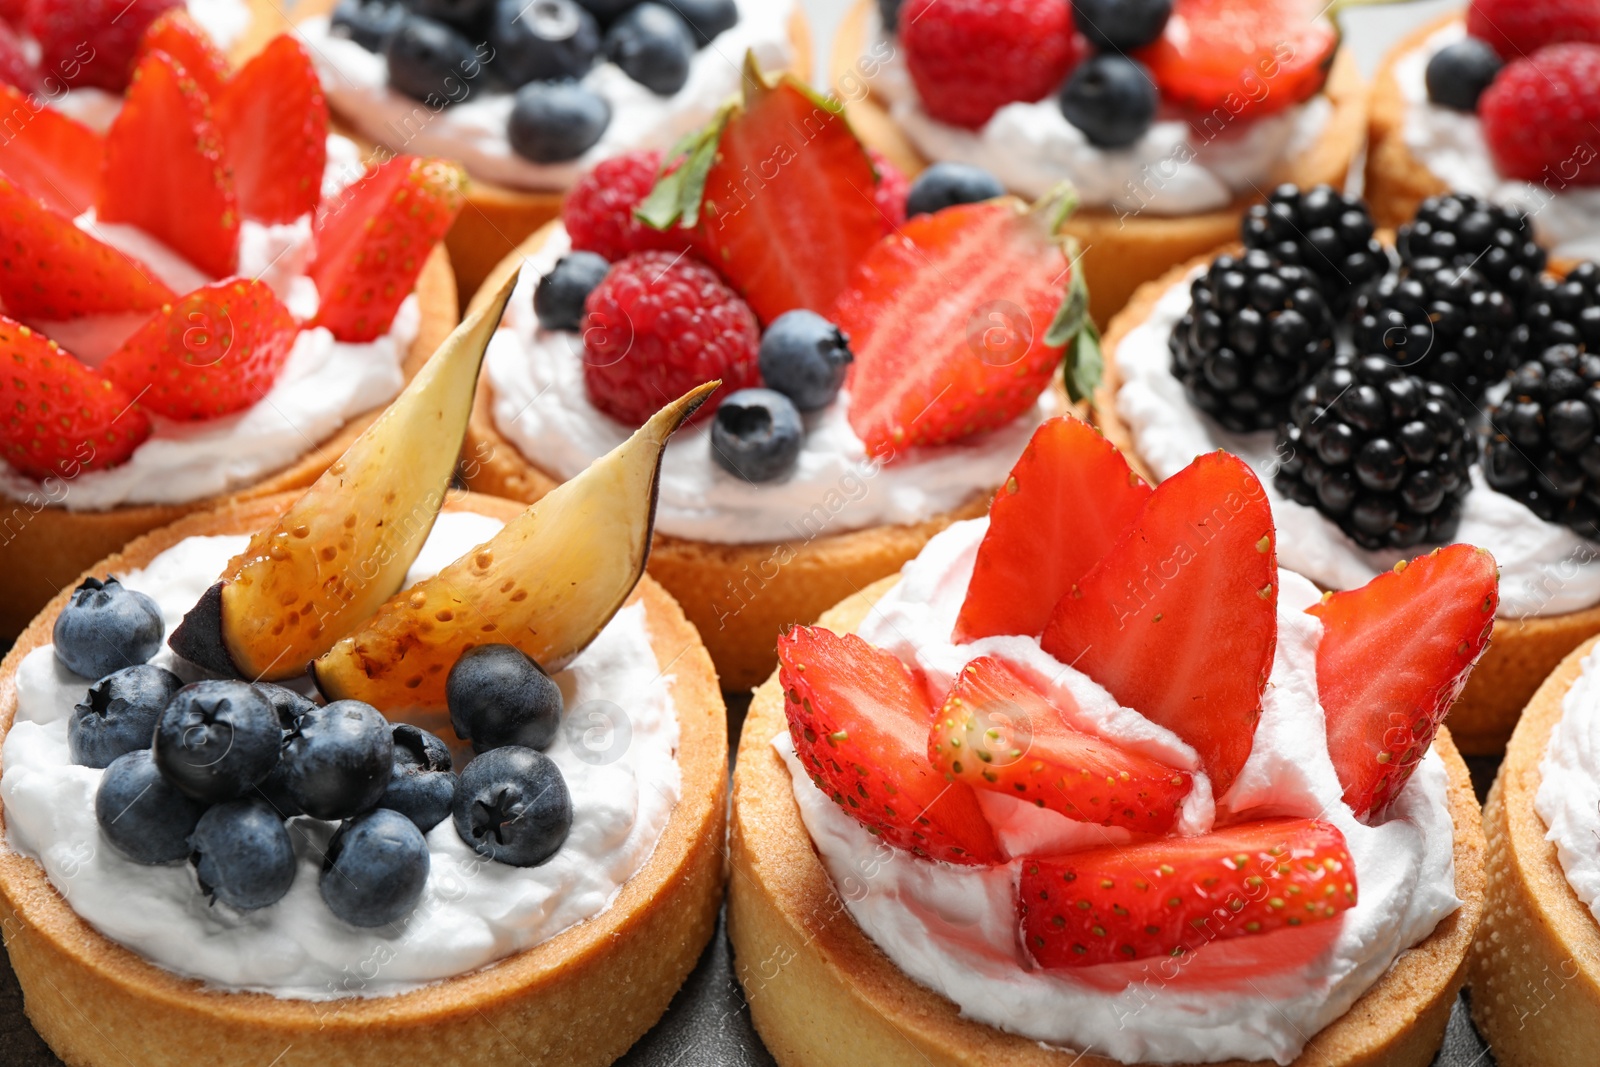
[827,0,1369,325]
[0,490,727,1067]
[0,245,458,640]
[727,577,1485,1067]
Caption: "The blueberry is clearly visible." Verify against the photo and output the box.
[508,81,612,162]
[877,0,904,32]
[69,664,182,769]
[673,0,738,47]
[758,310,853,412]
[1425,38,1503,112]
[1059,54,1157,149]
[52,576,163,681]
[711,389,803,483]
[385,14,492,106]
[1071,0,1172,52]
[447,644,563,753]
[379,724,458,832]
[252,683,316,731]
[453,746,571,866]
[408,0,492,31]
[320,808,431,926]
[329,0,407,51]
[153,681,282,803]
[490,0,601,86]
[253,759,304,819]
[535,252,611,330]
[904,162,1004,219]
[95,750,208,865]
[280,700,394,821]
[575,0,637,23]
[603,3,694,96]
[188,798,296,910]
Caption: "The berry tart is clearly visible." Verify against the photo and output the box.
[460,60,1100,690]
[829,0,1368,324]
[1367,0,1600,253]
[0,287,728,1067]
[0,28,464,638]
[1096,181,1600,753]
[730,416,1490,1067]
[293,0,812,301]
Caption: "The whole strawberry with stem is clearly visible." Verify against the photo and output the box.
[1480,43,1600,185]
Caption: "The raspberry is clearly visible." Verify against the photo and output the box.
[27,0,181,91]
[582,252,761,427]
[900,0,1083,130]
[1480,43,1600,184]
[870,150,909,231]
[562,150,693,263]
[1467,0,1600,58]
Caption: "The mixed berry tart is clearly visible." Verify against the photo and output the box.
[294,0,812,299]
[1367,0,1600,250]
[460,59,1100,690]
[730,415,1491,1067]
[828,0,1369,323]
[1096,181,1600,753]
[0,26,464,637]
[0,290,727,1067]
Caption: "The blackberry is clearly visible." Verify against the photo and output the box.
[1169,249,1336,433]
[1240,184,1386,310]
[1483,343,1600,537]
[1349,257,1517,401]
[1396,193,1546,296]
[1515,262,1600,358]
[1276,354,1472,551]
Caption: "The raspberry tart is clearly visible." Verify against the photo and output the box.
[0,28,464,637]
[293,0,812,300]
[0,286,728,1067]
[829,0,1368,323]
[730,415,1489,1067]
[461,61,1100,689]
[1367,0,1600,253]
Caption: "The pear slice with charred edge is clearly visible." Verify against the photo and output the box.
[167,271,520,681]
[309,381,718,713]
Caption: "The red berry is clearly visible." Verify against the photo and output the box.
[216,35,330,225]
[0,83,102,217]
[900,0,1083,130]
[0,19,39,92]
[581,252,760,427]
[563,150,691,263]
[1468,0,1600,58]
[1309,545,1498,821]
[1481,43,1600,184]
[26,0,182,92]
[0,0,25,23]
[134,9,228,101]
[870,150,909,232]
[0,316,151,480]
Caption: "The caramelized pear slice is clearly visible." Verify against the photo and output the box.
[310,382,718,712]
[168,272,520,681]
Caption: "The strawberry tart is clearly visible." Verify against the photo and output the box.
[0,27,464,638]
[1367,0,1600,254]
[730,415,1490,1067]
[829,0,1368,324]
[293,0,812,300]
[460,61,1100,690]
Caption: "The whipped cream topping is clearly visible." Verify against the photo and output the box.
[297,0,795,193]
[775,517,1459,1065]
[1536,643,1600,922]
[1395,22,1600,261]
[187,0,252,51]
[0,510,683,1000]
[1114,271,1600,618]
[483,225,1062,544]
[856,9,1333,215]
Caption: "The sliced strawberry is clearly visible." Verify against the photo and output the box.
[0,176,173,319]
[27,0,181,92]
[1019,817,1356,968]
[0,84,102,217]
[0,20,40,92]
[955,416,1151,642]
[134,9,229,102]
[0,316,151,480]
[216,35,329,225]
[1041,453,1276,797]
[1135,0,1337,120]
[100,278,297,421]
[928,656,1192,833]
[779,625,1002,865]
[308,155,464,343]
[837,194,1074,458]
[98,50,238,279]
[1308,545,1499,820]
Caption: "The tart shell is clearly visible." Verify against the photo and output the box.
[827,0,1369,325]
[0,244,458,641]
[728,577,1485,1067]
[0,489,728,1067]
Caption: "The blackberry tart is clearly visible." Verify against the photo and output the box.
[1484,344,1600,536]
[1241,183,1387,311]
